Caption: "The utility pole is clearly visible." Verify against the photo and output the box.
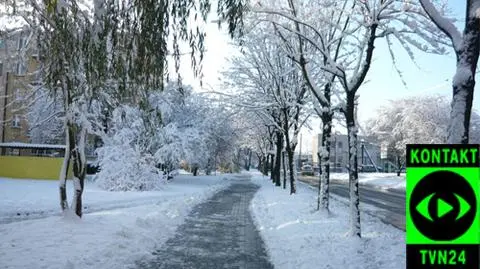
[361,142,364,165]
[334,134,337,172]
[298,133,303,168]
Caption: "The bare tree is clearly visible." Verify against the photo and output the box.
[419,0,480,143]
[254,0,449,237]
[224,27,310,193]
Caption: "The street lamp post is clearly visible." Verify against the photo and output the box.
[333,135,337,172]
[360,139,365,166]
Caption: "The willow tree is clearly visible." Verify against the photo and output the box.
[5,0,245,217]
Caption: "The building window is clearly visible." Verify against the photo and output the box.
[12,115,21,128]
[14,89,23,101]
[33,148,47,157]
[7,148,20,156]
[17,37,25,51]
[337,141,343,149]
[0,61,3,75]
[31,46,40,59]
[15,62,26,75]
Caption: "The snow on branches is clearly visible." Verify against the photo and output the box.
[94,82,238,191]
[94,105,165,191]
[367,94,480,155]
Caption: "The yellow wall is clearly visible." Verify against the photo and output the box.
[0,156,73,180]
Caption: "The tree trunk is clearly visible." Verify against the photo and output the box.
[70,124,87,218]
[286,147,297,194]
[318,112,333,211]
[206,164,211,175]
[59,119,71,212]
[282,151,287,189]
[257,154,263,174]
[448,19,479,143]
[261,155,268,176]
[243,149,249,170]
[193,167,199,176]
[396,155,402,176]
[247,150,252,171]
[281,106,299,194]
[418,0,479,144]
[317,152,322,209]
[273,131,283,186]
[269,153,275,181]
[346,94,361,237]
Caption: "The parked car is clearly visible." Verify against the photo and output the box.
[301,165,314,176]
[86,161,101,174]
[359,165,382,173]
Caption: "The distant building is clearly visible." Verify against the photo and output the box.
[295,153,313,168]
[311,135,319,165]
[0,28,40,146]
[314,133,382,172]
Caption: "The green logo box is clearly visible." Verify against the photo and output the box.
[406,167,479,244]
[406,144,479,245]
[406,144,480,268]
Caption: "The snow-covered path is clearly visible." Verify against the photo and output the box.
[136,175,273,269]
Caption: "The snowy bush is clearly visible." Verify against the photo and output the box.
[93,81,240,190]
[94,106,165,191]
[95,143,164,191]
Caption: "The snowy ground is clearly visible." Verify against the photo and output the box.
[0,174,234,269]
[251,171,405,269]
[329,172,405,190]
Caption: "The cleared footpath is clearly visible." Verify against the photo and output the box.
[137,175,274,269]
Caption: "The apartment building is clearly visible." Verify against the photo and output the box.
[0,28,40,145]
[314,133,382,172]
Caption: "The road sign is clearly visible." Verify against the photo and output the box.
[406,144,480,268]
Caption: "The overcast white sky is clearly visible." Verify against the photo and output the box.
[176,0,480,153]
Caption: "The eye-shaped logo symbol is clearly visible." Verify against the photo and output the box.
[415,192,471,222]
[409,170,477,241]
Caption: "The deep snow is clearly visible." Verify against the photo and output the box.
[0,174,234,269]
[250,171,405,269]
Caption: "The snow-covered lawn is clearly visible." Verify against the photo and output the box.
[0,174,233,269]
[251,172,405,269]
[331,172,406,190]
[0,177,165,223]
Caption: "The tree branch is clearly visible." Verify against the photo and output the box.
[418,0,462,51]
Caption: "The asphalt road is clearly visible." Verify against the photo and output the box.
[299,176,406,231]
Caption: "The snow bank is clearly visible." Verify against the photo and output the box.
[177,169,192,175]
[0,175,233,269]
[250,172,405,269]
[330,172,406,190]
